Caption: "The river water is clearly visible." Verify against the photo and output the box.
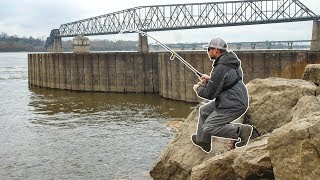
[0,52,195,179]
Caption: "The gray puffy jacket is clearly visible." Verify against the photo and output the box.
[196,51,249,116]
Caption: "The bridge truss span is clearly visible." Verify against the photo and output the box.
[58,0,319,37]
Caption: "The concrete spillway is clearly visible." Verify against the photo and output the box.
[28,50,320,102]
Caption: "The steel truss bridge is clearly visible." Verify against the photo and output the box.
[45,0,320,48]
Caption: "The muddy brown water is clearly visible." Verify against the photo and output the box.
[0,52,195,179]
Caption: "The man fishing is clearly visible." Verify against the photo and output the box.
[191,37,252,153]
[119,30,253,153]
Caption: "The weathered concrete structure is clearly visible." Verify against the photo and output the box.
[311,20,320,51]
[158,51,320,102]
[73,34,90,53]
[45,37,62,52]
[138,33,149,53]
[28,50,320,102]
[28,52,159,93]
[45,29,63,52]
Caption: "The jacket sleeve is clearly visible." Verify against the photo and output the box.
[196,66,228,100]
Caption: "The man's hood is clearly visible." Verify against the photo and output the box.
[213,51,240,69]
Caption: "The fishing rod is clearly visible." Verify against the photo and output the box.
[119,29,203,77]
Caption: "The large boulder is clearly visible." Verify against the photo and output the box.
[267,94,320,180]
[150,77,320,179]
[191,135,273,180]
[268,116,320,180]
[150,105,232,179]
[302,64,320,85]
[246,77,318,134]
[291,96,320,121]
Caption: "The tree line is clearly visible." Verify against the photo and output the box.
[0,32,45,52]
[0,32,138,52]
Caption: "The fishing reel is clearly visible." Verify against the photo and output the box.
[197,78,207,87]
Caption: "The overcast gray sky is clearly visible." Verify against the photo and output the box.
[0,0,319,43]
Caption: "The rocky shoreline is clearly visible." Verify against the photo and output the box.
[150,64,320,179]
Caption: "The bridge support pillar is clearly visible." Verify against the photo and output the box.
[53,37,62,52]
[73,34,90,53]
[251,43,256,50]
[311,20,320,51]
[47,38,62,52]
[138,33,149,53]
[236,43,241,50]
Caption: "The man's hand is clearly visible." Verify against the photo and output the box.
[193,84,199,92]
[200,74,210,83]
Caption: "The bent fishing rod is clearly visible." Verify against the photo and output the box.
[119,29,203,77]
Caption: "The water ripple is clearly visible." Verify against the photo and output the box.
[0,52,195,179]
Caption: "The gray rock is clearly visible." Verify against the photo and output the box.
[302,64,320,86]
[150,106,232,179]
[150,76,320,180]
[191,135,273,180]
[246,77,318,134]
[268,116,320,180]
[291,95,320,121]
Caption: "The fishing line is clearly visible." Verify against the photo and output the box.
[119,29,203,77]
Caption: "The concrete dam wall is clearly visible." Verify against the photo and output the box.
[28,53,159,93]
[28,51,320,102]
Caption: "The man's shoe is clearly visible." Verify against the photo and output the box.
[191,135,211,153]
[235,125,253,148]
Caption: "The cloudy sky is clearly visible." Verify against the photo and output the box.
[0,0,319,43]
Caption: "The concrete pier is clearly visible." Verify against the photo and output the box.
[45,29,63,52]
[73,35,90,53]
[138,33,149,53]
[311,20,320,51]
[29,50,320,102]
[46,37,62,52]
